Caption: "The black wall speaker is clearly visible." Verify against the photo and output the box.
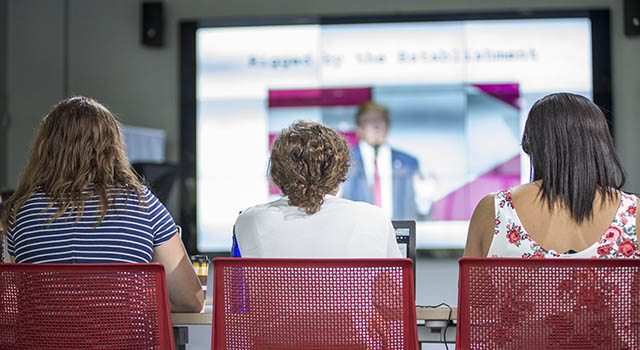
[625,0,640,36]
[141,2,164,47]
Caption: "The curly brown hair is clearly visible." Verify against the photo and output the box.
[270,121,350,215]
[1,96,144,230]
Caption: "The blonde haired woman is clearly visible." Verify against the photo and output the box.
[1,96,203,312]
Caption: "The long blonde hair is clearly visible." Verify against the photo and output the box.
[0,96,143,229]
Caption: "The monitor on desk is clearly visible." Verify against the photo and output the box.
[393,220,416,265]
[394,220,417,296]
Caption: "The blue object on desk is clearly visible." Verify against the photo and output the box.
[231,232,242,257]
[230,231,249,312]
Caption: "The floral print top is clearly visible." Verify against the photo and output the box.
[487,189,639,259]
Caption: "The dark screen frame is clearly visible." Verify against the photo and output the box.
[179,10,612,255]
[393,220,417,282]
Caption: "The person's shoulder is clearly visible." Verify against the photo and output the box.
[21,191,48,204]
[505,182,541,204]
[475,193,497,212]
[620,190,638,202]
[390,148,415,159]
[349,145,363,161]
[508,183,535,196]
[391,148,418,166]
[140,185,151,195]
[123,185,155,206]
[465,192,499,257]
[108,185,150,199]
[327,195,373,208]
[237,197,289,221]
[235,197,290,241]
[326,196,388,219]
[9,191,48,220]
[13,191,50,211]
[619,190,638,217]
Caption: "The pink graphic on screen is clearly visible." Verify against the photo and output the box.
[429,155,522,220]
[472,83,520,109]
[429,83,521,220]
[268,87,372,108]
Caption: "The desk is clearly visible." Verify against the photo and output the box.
[172,306,456,349]
[415,306,457,344]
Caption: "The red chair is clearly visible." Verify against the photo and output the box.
[212,258,418,350]
[0,263,174,349]
[457,258,640,350]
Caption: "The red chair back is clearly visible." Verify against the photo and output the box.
[0,263,174,349]
[212,258,417,350]
[457,258,640,349]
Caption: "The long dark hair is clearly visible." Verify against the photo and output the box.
[522,93,626,223]
[0,96,143,229]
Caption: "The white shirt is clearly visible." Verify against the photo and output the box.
[234,195,403,258]
[358,141,393,218]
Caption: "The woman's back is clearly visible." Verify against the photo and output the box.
[465,93,632,258]
[473,182,639,258]
[1,96,204,312]
[7,186,176,263]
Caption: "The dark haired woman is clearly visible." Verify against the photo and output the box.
[465,93,637,258]
[234,121,402,258]
[1,96,204,312]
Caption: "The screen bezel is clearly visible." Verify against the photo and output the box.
[393,220,417,280]
[179,10,612,255]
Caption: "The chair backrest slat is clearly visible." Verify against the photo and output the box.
[212,258,417,350]
[457,258,640,349]
[0,263,174,350]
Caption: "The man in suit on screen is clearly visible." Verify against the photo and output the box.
[342,101,429,220]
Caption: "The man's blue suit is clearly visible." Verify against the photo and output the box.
[342,145,419,220]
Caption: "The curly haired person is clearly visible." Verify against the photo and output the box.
[234,121,402,258]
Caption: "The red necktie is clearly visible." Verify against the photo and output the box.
[373,157,382,207]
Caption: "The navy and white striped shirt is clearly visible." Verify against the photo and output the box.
[7,186,177,263]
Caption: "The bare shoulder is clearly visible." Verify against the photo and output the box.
[509,182,539,197]
[464,193,496,257]
[470,194,496,227]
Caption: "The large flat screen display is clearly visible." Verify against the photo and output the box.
[182,11,610,252]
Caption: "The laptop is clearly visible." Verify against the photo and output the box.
[392,220,416,282]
